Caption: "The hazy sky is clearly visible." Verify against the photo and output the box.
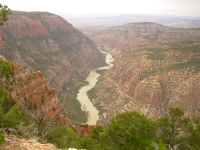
[1,0,200,17]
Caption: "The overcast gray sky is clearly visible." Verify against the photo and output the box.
[1,0,200,17]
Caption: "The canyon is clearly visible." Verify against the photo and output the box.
[1,9,200,149]
[0,11,105,124]
[88,22,200,125]
[1,12,200,126]
[77,49,114,125]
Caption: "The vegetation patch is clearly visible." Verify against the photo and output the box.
[96,69,106,75]
[98,46,108,52]
[166,58,200,71]
[0,60,14,79]
[174,44,200,52]
[58,80,87,124]
[45,108,200,150]
[145,48,166,60]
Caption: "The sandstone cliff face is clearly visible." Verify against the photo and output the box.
[0,11,105,123]
[0,55,69,126]
[89,23,200,125]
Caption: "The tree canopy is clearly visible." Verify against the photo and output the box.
[46,126,79,149]
[40,108,200,149]
[98,111,156,150]
[0,4,11,26]
[156,108,190,148]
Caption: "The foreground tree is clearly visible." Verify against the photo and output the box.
[188,116,200,150]
[89,125,103,143]
[0,4,11,26]
[156,108,191,149]
[97,111,156,150]
[46,126,79,149]
[79,136,94,150]
[0,89,21,145]
[0,131,5,145]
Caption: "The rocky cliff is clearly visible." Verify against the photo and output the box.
[0,55,69,126]
[0,11,105,123]
[89,23,200,125]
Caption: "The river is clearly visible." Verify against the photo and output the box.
[77,49,114,125]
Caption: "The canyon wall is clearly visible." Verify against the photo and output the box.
[0,55,69,126]
[89,23,200,125]
[0,11,105,123]
[90,23,200,56]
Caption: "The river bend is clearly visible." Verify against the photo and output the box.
[77,50,113,125]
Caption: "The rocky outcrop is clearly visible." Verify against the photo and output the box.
[1,134,57,150]
[89,23,200,125]
[0,55,70,126]
[72,123,93,137]
[0,11,105,124]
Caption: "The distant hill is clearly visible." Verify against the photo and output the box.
[61,14,200,37]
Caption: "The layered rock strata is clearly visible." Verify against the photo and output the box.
[0,11,105,123]
[0,55,70,125]
[89,23,200,125]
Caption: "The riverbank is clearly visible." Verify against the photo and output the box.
[76,49,114,125]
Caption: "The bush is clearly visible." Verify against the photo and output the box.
[0,131,5,146]
[46,126,79,149]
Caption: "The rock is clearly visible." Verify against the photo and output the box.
[1,57,70,126]
[1,133,57,150]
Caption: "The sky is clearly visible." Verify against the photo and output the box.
[1,0,200,17]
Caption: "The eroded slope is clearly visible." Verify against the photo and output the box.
[89,23,200,125]
[0,11,105,123]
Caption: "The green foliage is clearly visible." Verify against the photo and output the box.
[41,93,45,103]
[0,4,11,26]
[187,116,200,149]
[0,88,21,128]
[99,46,108,52]
[46,126,79,149]
[0,89,15,113]
[165,58,200,71]
[157,142,169,150]
[58,82,87,124]
[156,107,190,148]
[79,136,94,150]
[3,105,21,128]
[98,111,156,150]
[0,61,13,79]
[0,87,21,145]
[174,44,200,52]
[95,69,106,75]
[90,125,103,143]
[0,130,5,146]
[38,120,46,136]
[29,101,33,110]
[16,114,39,139]
[145,48,166,60]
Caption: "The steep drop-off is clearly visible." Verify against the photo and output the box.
[0,11,105,123]
[0,55,69,126]
[89,23,200,125]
